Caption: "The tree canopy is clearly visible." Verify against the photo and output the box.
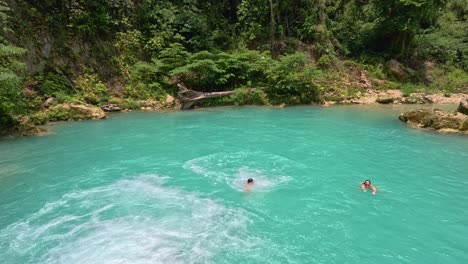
[0,0,466,130]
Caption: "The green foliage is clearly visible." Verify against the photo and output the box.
[368,65,386,80]
[237,0,269,43]
[75,73,108,104]
[119,99,142,110]
[148,45,272,91]
[137,0,219,53]
[388,82,425,96]
[29,111,49,125]
[230,88,269,105]
[45,104,100,122]
[0,0,466,121]
[330,0,446,58]
[266,53,321,104]
[123,82,166,100]
[37,72,71,97]
[0,1,26,128]
[114,30,144,77]
[125,59,171,100]
[129,47,321,106]
[415,0,468,69]
[46,107,73,122]
[428,66,468,92]
[317,55,335,69]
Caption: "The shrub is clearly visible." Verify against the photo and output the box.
[108,97,124,105]
[428,66,468,93]
[46,107,74,121]
[123,83,166,100]
[266,53,321,105]
[30,111,49,125]
[75,72,108,104]
[37,72,72,97]
[120,99,141,110]
[317,54,335,69]
[230,88,269,105]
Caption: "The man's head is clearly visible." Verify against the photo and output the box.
[247,178,254,184]
[364,180,371,186]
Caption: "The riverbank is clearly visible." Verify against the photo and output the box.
[2,90,466,138]
[322,90,467,106]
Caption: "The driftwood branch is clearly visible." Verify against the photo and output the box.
[176,82,266,109]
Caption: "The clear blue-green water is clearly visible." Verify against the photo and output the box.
[1,105,467,264]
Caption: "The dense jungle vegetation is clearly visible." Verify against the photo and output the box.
[1,0,467,129]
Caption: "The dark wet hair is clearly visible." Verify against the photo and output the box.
[247,178,254,183]
[364,180,371,185]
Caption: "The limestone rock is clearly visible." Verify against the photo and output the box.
[44,97,57,108]
[401,97,418,104]
[376,97,396,104]
[15,116,46,136]
[101,104,121,112]
[166,94,175,104]
[399,109,468,134]
[460,119,468,131]
[457,99,468,115]
[48,103,106,121]
[386,59,406,80]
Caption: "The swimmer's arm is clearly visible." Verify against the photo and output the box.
[360,183,366,192]
[371,185,377,194]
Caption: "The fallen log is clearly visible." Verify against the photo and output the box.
[176,82,266,109]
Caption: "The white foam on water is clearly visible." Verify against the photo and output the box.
[0,174,273,264]
[184,151,298,192]
[231,167,291,192]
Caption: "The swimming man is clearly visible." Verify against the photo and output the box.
[361,180,377,195]
[244,178,254,191]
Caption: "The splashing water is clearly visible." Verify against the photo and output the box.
[0,175,283,263]
[184,151,298,192]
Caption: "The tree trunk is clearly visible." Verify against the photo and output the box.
[228,0,238,22]
[176,82,265,110]
[268,0,276,51]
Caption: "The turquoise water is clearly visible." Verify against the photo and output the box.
[1,105,467,264]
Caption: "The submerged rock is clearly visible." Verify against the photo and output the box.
[399,109,467,134]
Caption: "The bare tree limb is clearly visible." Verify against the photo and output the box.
[176,82,266,109]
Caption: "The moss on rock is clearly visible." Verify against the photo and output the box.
[47,104,106,121]
[399,109,468,134]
